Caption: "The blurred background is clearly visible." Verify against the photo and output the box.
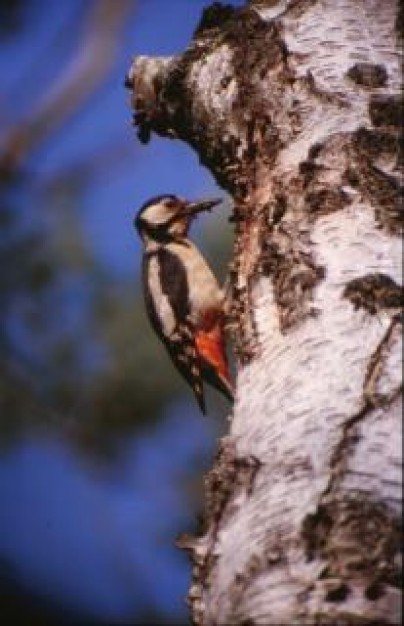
[0,0,243,623]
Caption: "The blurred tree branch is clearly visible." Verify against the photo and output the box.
[0,0,134,175]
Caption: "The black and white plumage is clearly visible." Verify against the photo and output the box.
[134,194,233,413]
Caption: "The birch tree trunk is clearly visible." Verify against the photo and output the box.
[126,1,402,623]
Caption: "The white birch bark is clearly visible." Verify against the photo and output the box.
[126,1,402,623]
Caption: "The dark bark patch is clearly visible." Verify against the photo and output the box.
[308,141,325,160]
[300,137,352,217]
[346,63,388,88]
[302,497,402,589]
[299,129,403,228]
[299,159,325,187]
[343,273,403,315]
[259,234,325,330]
[369,94,403,128]
[305,187,351,217]
[327,498,402,579]
[302,505,333,561]
[343,166,360,188]
[343,162,403,234]
[396,0,404,37]
[384,567,403,590]
[338,123,403,233]
[365,164,403,233]
[353,126,400,161]
[194,2,236,37]
[364,581,385,600]
[225,9,288,75]
[325,582,351,602]
[281,0,318,17]
[270,193,287,225]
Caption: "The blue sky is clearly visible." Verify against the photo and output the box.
[0,0,242,622]
[0,406,216,622]
[0,0,242,276]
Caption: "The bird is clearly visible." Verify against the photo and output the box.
[134,194,233,414]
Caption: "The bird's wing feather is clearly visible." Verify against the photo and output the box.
[157,246,190,321]
[168,323,206,414]
[143,248,206,413]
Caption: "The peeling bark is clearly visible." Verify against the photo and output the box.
[126,1,402,624]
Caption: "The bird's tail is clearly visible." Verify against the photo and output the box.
[212,370,234,403]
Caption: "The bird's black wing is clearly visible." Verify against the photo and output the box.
[143,248,206,413]
[167,323,206,414]
[156,247,190,321]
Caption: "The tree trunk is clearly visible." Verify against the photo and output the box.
[126,1,402,624]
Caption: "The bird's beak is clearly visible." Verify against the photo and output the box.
[184,198,222,217]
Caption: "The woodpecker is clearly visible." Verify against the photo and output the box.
[134,194,233,414]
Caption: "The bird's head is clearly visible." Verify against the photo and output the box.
[134,195,222,243]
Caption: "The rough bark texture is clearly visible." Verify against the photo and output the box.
[126,1,402,624]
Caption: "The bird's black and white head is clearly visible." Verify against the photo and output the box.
[134,195,222,246]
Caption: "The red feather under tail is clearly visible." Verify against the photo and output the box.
[195,322,234,402]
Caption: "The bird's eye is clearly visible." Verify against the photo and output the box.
[165,199,177,209]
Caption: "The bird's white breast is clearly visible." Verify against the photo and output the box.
[167,241,224,325]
